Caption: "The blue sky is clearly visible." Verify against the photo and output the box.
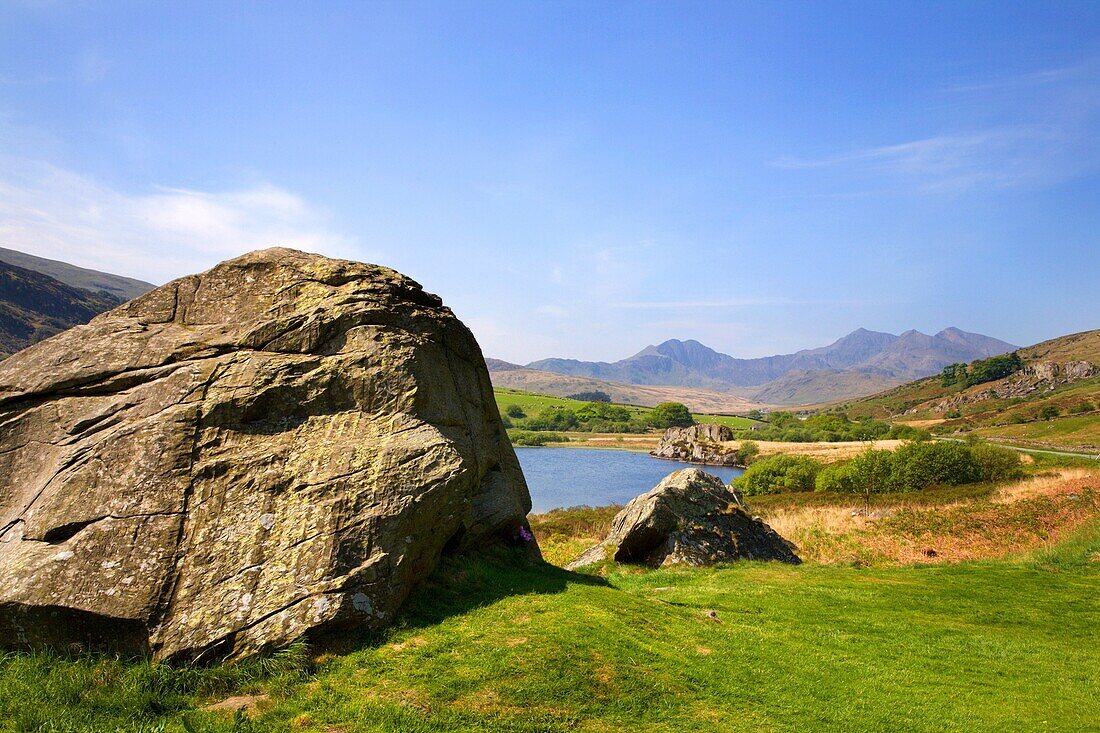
[1,1,1098,363]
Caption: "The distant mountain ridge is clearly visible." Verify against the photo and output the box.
[0,246,155,302]
[0,260,122,357]
[0,247,156,358]
[520,327,1018,405]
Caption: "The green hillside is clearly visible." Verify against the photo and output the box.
[833,330,1100,451]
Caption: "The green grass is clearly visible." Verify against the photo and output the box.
[4,529,1098,732]
[493,387,757,430]
[974,413,1100,449]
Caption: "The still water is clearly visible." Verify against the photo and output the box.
[515,447,745,513]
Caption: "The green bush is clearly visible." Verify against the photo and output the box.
[736,440,759,466]
[740,412,891,443]
[814,461,857,493]
[886,424,931,441]
[505,404,526,419]
[526,407,579,431]
[734,454,823,495]
[847,448,896,500]
[1070,401,1095,414]
[888,441,980,491]
[508,431,570,446]
[813,441,1022,498]
[648,402,694,429]
[1038,404,1060,420]
[970,443,1024,482]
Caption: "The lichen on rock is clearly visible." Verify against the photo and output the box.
[0,248,536,663]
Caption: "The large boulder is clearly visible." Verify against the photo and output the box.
[0,248,536,662]
[568,469,798,569]
[651,424,739,465]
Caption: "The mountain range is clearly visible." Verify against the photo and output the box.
[495,328,1018,406]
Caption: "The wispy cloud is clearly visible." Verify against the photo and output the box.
[772,57,1100,193]
[939,62,1089,94]
[0,157,360,283]
[771,127,1062,192]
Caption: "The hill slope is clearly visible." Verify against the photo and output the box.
[839,329,1100,450]
[0,260,122,357]
[0,246,155,302]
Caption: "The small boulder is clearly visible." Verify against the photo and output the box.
[567,469,799,569]
[651,424,738,465]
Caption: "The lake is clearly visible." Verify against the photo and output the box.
[515,447,745,513]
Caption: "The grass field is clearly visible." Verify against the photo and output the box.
[5,530,1097,733]
[5,465,1098,733]
[493,387,758,429]
[974,413,1100,451]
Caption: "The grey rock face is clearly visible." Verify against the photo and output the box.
[567,469,799,569]
[651,424,739,465]
[0,248,536,662]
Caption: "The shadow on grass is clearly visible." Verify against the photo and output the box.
[315,546,609,655]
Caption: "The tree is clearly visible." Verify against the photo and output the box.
[747,409,764,421]
[1038,404,1060,421]
[648,402,694,429]
[566,391,611,403]
[848,449,894,503]
[505,404,526,419]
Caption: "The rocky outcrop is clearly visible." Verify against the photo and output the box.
[926,360,1098,413]
[567,469,799,569]
[651,424,739,465]
[0,248,536,663]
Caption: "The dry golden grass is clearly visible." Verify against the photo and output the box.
[530,469,1100,568]
[894,418,946,428]
[555,432,662,451]
[729,439,906,463]
[753,469,1100,565]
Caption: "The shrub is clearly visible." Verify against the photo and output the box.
[734,454,823,495]
[1038,404,1060,420]
[648,402,694,429]
[735,440,759,466]
[886,424,931,441]
[576,402,632,423]
[888,441,980,492]
[847,448,895,501]
[814,461,857,493]
[1070,401,1095,414]
[509,431,569,446]
[970,443,1024,482]
[505,404,526,419]
[526,407,579,431]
